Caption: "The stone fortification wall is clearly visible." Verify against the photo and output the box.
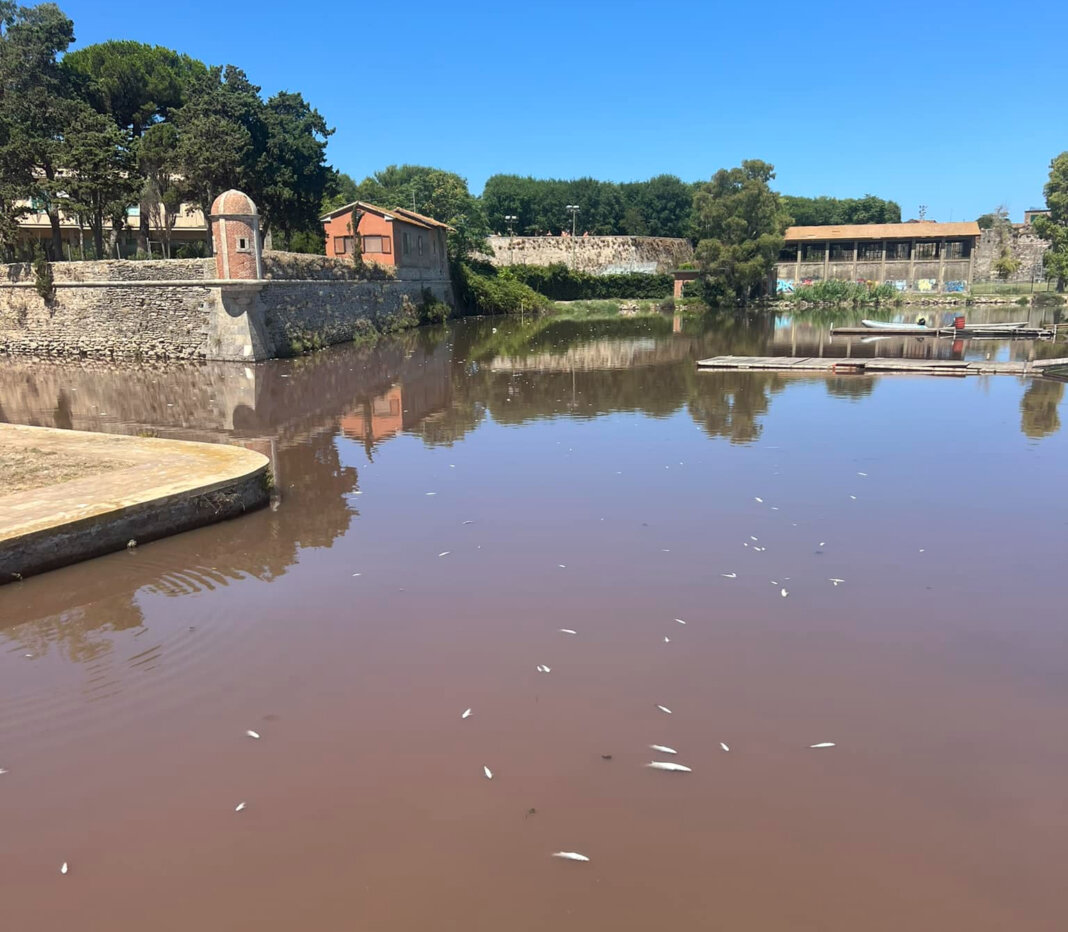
[0,255,452,361]
[973,227,1049,282]
[2,258,213,284]
[0,277,215,359]
[483,235,694,274]
[257,279,452,357]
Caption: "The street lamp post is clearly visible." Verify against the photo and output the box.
[566,204,579,269]
[504,214,517,264]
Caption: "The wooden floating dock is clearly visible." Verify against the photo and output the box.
[830,326,1054,338]
[696,356,1068,377]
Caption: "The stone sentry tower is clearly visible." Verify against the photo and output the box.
[209,189,262,280]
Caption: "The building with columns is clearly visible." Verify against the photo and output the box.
[776,221,982,294]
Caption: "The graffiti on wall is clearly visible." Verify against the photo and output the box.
[776,279,795,294]
[884,280,907,291]
[944,280,967,293]
[916,279,937,292]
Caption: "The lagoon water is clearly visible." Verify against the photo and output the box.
[1,313,1066,930]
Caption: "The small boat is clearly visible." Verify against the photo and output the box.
[862,319,930,331]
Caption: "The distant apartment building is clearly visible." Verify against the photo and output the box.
[14,197,209,258]
[320,201,450,280]
[776,221,982,293]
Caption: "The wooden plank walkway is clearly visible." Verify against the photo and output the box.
[696,356,1068,376]
[830,326,1054,338]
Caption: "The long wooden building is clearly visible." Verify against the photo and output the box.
[776,221,982,294]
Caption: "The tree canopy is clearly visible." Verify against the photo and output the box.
[1032,151,1068,291]
[781,194,901,226]
[691,160,787,304]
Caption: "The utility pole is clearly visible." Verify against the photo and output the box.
[566,204,579,269]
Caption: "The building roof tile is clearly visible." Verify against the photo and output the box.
[784,221,981,242]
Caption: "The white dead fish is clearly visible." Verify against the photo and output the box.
[647,761,693,772]
[650,744,678,754]
[234,802,247,812]
[461,708,472,719]
[809,742,836,749]
[781,588,789,598]
[656,705,672,714]
[750,536,759,541]
[663,636,671,643]
[60,862,68,875]
[674,618,686,625]
[552,851,590,862]
[483,765,493,779]
[245,730,261,739]
[720,742,730,752]
[462,520,475,525]
[425,492,437,496]
[857,471,868,477]
[722,572,737,579]
[536,664,551,673]
[849,495,857,500]
[0,768,7,775]
[558,564,567,569]
[829,578,845,587]
[558,628,577,635]
[754,497,763,503]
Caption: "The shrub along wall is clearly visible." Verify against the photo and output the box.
[503,263,673,300]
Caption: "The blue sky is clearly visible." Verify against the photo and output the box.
[58,0,1068,222]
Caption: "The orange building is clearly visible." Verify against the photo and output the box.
[320,201,450,280]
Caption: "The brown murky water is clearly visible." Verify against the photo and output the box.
[1,314,1066,930]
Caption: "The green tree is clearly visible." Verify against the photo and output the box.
[321,170,358,214]
[254,91,333,249]
[781,194,901,226]
[692,160,786,304]
[170,65,263,232]
[63,40,205,136]
[137,121,183,256]
[0,1,78,257]
[61,103,138,257]
[1032,152,1068,291]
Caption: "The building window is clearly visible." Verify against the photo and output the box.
[802,242,825,262]
[417,235,423,256]
[402,231,411,255]
[914,241,939,259]
[362,235,391,254]
[885,241,910,261]
[779,244,798,261]
[237,236,251,253]
[334,236,350,255]
[944,240,970,259]
[829,243,854,262]
[857,242,882,260]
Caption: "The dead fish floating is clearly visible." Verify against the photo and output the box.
[536,665,552,673]
[558,628,577,635]
[483,765,494,779]
[647,761,693,772]
[656,705,673,714]
[809,742,836,749]
[461,708,472,719]
[674,618,686,625]
[552,851,590,862]
[235,802,247,812]
[245,730,261,740]
[829,578,845,587]
[720,742,730,752]
[781,588,789,598]
[60,862,69,875]
[649,744,678,755]
[722,572,737,579]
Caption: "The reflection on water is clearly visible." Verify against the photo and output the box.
[1,311,1067,932]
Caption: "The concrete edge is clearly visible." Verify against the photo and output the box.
[0,427,271,584]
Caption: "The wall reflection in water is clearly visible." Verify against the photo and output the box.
[1,312,1063,659]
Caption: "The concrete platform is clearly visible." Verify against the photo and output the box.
[696,356,1068,376]
[0,424,270,584]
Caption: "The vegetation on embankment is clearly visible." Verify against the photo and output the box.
[784,280,902,307]
[503,263,672,300]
